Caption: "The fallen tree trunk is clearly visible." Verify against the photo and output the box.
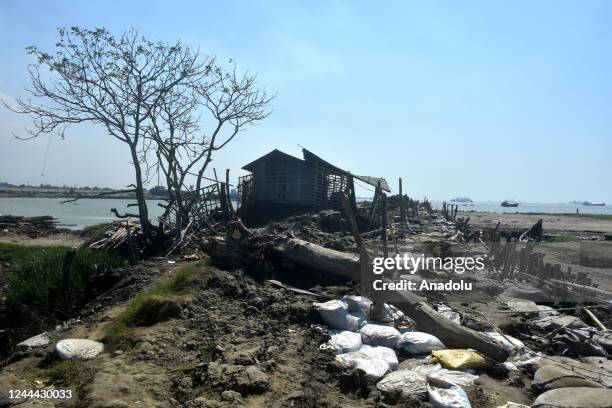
[268,237,361,281]
[201,233,511,362]
[389,290,510,362]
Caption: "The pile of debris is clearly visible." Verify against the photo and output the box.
[0,215,59,237]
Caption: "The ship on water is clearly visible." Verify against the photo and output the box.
[582,201,605,206]
[501,200,519,208]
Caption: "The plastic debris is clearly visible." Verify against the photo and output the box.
[431,349,488,370]
[398,331,446,355]
[359,323,401,348]
[55,339,104,360]
[427,375,472,408]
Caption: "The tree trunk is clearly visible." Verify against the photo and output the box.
[129,144,153,238]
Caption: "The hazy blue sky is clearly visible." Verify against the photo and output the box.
[1,1,610,202]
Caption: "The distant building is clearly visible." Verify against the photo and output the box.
[237,148,389,222]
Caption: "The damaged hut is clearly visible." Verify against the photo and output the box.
[237,148,389,224]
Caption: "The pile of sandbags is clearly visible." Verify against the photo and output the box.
[315,295,488,406]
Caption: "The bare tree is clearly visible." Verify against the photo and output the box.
[146,65,272,242]
[2,27,211,239]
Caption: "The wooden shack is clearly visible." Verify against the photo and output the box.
[237,148,389,222]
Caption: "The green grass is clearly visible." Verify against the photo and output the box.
[0,243,124,315]
[546,235,581,243]
[104,259,209,351]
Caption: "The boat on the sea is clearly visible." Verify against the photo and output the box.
[501,200,519,208]
[450,197,473,203]
[582,201,605,206]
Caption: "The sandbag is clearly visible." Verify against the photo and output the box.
[427,375,471,408]
[314,300,365,331]
[360,324,401,348]
[536,356,612,388]
[398,356,434,371]
[412,363,443,377]
[532,387,612,408]
[533,364,605,391]
[335,351,391,380]
[322,330,363,354]
[398,332,445,355]
[431,349,488,370]
[55,339,104,360]
[359,345,398,370]
[428,368,478,386]
[377,369,427,398]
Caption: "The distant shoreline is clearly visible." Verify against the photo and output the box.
[0,191,167,200]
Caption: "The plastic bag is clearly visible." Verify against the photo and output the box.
[398,331,446,355]
[427,375,472,408]
[314,299,365,331]
[431,349,488,370]
[335,351,391,380]
[359,345,398,370]
[322,330,363,354]
[360,324,401,348]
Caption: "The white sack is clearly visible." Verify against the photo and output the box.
[359,345,399,370]
[360,324,401,348]
[322,330,363,354]
[335,351,391,380]
[314,299,364,331]
[427,375,471,408]
[56,339,104,360]
[398,331,446,355]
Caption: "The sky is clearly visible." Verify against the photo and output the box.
[0,0,611,202]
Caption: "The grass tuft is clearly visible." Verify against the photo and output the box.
[40,360,97,388]
[104,259,209,351]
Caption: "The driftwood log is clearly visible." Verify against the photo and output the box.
[200,232,511,362]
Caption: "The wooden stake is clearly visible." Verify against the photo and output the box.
[381,193,388,258]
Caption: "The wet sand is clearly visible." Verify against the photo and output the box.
[464,211,612,237]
